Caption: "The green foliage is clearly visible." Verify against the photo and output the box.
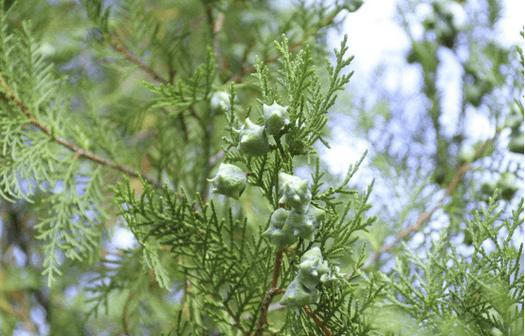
[0,0,522,335]
[0,8,106,286]
[382,199,523,335]
[108,32,377,334]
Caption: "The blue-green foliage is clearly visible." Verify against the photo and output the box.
[0,0,522,335]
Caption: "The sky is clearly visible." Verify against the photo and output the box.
[340,0,523,78]
[321,0,524,177]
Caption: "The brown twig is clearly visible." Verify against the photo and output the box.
[222,301,248,334]
[371,137,497,264]
[206,4,226,74]
[108,34,169,84]
[1,203,51,332]
[230,41,303,83]
[199,116,213,201]
[254,249,284,336]
[229,5,345,83]
[0,74,159,186]
[0,298,37,333]
[122,291,134,336]
[199,5,225,201]
[303,306,333,336]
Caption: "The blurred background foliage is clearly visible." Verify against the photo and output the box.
[0,0,522,335]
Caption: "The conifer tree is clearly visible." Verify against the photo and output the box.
[0,0,522,335]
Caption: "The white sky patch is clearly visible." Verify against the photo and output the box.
[437,49,463,137]
[329,0,522,93]
[411,232,425,246]
[336,0,409,82]
[464,109,494,142]
[111,226,137,249]
[498,0,525,46]
[480,239,496,253]
[320,126,371,177]
[322,0,520,176]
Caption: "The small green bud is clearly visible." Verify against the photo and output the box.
[237,118,269,156]
[433,165,447,186]
[320,266,344,283]
[505,114,523,131]
[278,172,311,211]
[508,133,524,154]
[285,207,324,240]
[481,181,497,196]
[463,230,473,246]
[210,91,230,112]
[280,246,333,306]
[465,85,482,107]
[498,173,518,200]
[458,146,476,164]
[297,247,330,290]
[422,16,436,30]
[435,21,456,48]
[268,208,288,229]
[406,49,418,64]
[263,208,296,246]
[263,102,289,136]
[286,211,314,240]
[263,227,295,247]
[285,128,308,155]
[208,163,246,199]
[343,0,364,12]
[308,207,325,227]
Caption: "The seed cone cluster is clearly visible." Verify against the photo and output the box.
[237,102,289,157]
[280,247,333,306]
[209,101,290,198]
[208,100,335,308]
[264,173,324,245]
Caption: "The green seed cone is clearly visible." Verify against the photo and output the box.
[278,172,311,211]
[238,118,269,156]
[508,134,524,154]
[209,163,247,199]
[263,102,289,136]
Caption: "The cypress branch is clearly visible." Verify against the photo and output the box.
[0,74,159,186]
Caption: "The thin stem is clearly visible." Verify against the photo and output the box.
[2,203,51,333]
[229,5,344,83]
[200,120,213,201]
[254,249,284,336]
[222,301,247,334]
[0,74,159,186]
[230,41,303,83]
[199,4,223,201]
[108,31,194,146]
[122,291,134,336]
[108,34,169,84]
[303,306,333,336]
[371,136,498,264]
[205,4,225,73]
